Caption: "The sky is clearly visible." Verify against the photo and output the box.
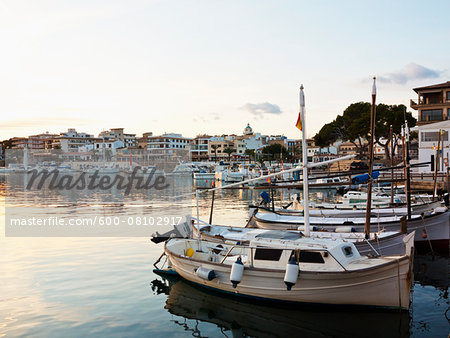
[1,0,449,140]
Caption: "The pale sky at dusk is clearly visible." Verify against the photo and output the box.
[1,0,449,140]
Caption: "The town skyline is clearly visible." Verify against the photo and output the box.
[1,1,449,141]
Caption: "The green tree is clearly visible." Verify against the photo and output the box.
[244,149,255,163]
[314,102,416,160]
[211,144,218,161]
[261,144,289,162]
[223,147,235,162]
[374,104,416,160]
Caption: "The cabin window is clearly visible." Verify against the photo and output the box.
[342,246,354,257]
[254,248,283,261]
[298,251,325,263]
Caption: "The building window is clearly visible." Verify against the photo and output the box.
[446,92,450,101]
[421,109,443,122]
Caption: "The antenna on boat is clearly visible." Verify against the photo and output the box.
[299,85,311,237]
[364,77,377,239]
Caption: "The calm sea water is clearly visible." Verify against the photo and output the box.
[0,175,448,337]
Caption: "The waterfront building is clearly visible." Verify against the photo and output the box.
[410,81,450,125]
[414,120,450,173]
[208,135,246,161]
[137,132,153,149]
[93,139,124,156]
[28,132,59,150]
[312,146,338,163]
[189,135,211,162]
[147,133,192,151]
[53,129,95,152]
[10,137,29,149]
[99,128,137,148]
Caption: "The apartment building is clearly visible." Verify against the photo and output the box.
[99,128,137,148]
[208,135,246,160]
[147,133,192,151]
[53,129,95,152]
[410,81,450,125]
[190,135,211,161]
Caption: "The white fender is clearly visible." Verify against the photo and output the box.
[283,256,299,290]
[230,256,244,288]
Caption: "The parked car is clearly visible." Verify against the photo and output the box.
[349,161,369,171]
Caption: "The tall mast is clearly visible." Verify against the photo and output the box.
[299,85,310,237]
[364,77,377,239]
[405,121,412,219]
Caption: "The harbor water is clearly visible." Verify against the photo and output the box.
[0,175,449,337]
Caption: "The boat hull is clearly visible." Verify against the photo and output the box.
[165,246,413,310]
[254,211,450,252]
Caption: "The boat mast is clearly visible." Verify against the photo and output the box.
[364,77,377,239]
[299,85,310,237]
[405,121,412,220]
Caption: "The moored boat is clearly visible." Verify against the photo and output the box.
[252,207,449,252]
[163,232,415,310]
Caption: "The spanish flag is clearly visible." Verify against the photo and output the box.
[295,112,302,131]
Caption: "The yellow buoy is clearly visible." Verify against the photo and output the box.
[186,248,194,257]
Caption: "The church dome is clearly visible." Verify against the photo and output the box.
[243,123,253,135]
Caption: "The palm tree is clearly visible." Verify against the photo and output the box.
[211,144,218,161]
[223,147,235,163]
[245,149,255,163]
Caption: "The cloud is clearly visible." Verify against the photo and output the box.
[378,63,443,84]
[241,102,282,117]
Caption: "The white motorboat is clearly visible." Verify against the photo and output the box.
[168,163,200,175]
[163,232,415,310]
[194,172,216,180]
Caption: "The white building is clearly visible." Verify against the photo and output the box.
[93,139,124,156]
[147,133,192,151]
[54,129,95,152]
[415,120,450,172]
[189,135,211,161]
[242,133,264,151]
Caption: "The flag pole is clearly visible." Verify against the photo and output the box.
[364,77,377,239]
[299,85,310,237]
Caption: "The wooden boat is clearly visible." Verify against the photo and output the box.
[164,232,415,310]
[252,207,449,252]
[251,199,443,218]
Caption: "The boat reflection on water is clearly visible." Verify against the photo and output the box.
[414,253,449,290]
[151,276,410,338]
